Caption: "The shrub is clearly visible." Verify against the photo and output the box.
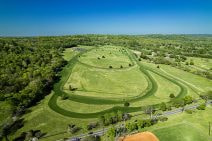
[172,99,184,108]
[106,127,116,140]
[197,104,206,110]
[61,94,68,100]
[69,85,72,91]
[138,58,141,61]
[167,105,172,111]
[200,91,212,100]
[143,119,152,127]
[120,65,123,68]
[87,122,99,130]
[137,120,144,128]
[70,127,81,134]
[67,124,81,134]
[160,102,167,111]
[109,66,113,69]
[82,135,100,141]
[158,116,168,122]
[102,56,105,58]
[69,85,77,91]
[183,96,193,105]
[100,111,129,126]
[126,122,138,132]
[169,93,175,98]
[129,63,132,67]
[123,113,131,121]
[190,61,194,65]
[117,110,123,122]
[124,102,130,107]
[185,109,193,114]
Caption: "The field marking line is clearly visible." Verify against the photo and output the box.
[160,68,204,92]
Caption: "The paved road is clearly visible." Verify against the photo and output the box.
[66,100,212,141]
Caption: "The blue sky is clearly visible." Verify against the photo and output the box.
[0,0,212,36]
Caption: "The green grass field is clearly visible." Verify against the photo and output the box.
[188,57,212,71]
[11,45,212,141]
[64,63,148,99]
[147,106,212,141]
[78,46,133,69]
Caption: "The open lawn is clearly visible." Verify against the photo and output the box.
[12,45,212,141]
[78,46,133,69]
[10,93,97,141]
[188,57,212,71]
[147,106,212,141]
[64,63,148,99]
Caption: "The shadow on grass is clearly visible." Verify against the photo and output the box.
[41,131,67,139]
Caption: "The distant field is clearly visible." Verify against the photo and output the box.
[78,46,133,68]
[12,45,212,141]
[188,57,212,71]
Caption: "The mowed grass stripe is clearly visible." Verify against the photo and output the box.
[48,46,189,118]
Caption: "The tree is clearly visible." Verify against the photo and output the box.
[197,104,206,110]
[137,120,144,129]
[110,112,118,124]
[160,102,167,111]
[184,96,193,105]
[106,127,116,140]
[82,135,100,141]
[87,122,99,130]
[143,119,152,127]
[109,65,113,69]
[169,93,175,98]
[61,94,68,100]
[99,115,105,126]
[173,99,184,108]
[158,116,168,122]
[190,60,194,65]
[143,106,155,119]
[126,122,138,132]
[104,113,112,126]
[117,111,123,122]
[124,101,130,107]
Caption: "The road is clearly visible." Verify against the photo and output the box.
[66,100,212,141]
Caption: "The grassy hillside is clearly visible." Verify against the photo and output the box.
[149,106,212,141]
[10,45,212,141]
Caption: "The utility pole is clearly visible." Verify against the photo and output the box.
[209,122,211,136]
